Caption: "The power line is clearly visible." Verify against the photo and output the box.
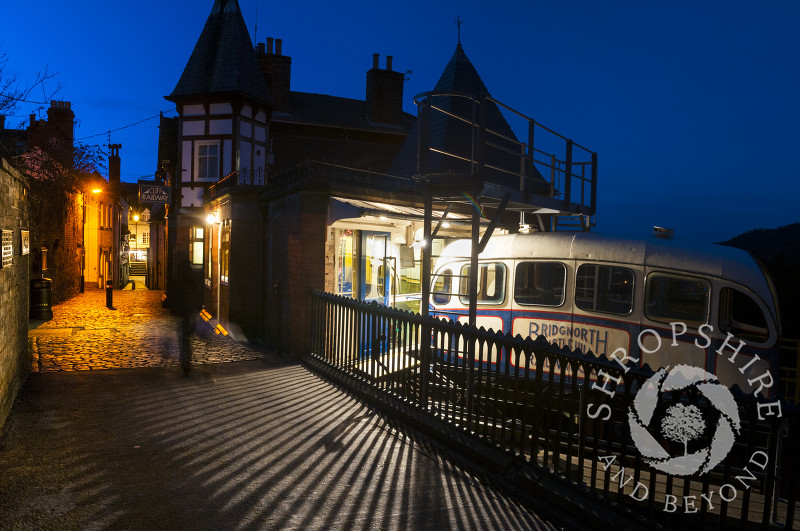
[76,108,177,141]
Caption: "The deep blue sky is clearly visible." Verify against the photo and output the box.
[3,0,798,243]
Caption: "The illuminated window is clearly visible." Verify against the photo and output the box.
[190,226,204,265]
[142,232,150,246]
[196,141,219,181]
[221,226,230,283]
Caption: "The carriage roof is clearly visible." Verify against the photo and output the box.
[435,232,776,311]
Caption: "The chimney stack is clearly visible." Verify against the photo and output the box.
[257,37,291,111]
[46,100,75,150]
[366,54,404,124]
[25,100,75,166]
[109,144,121,198]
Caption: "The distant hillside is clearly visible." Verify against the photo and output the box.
[720,223,800,338]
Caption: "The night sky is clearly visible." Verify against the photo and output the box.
[3,0,798,243]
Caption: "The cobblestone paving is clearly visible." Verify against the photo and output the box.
[29,288,271,371]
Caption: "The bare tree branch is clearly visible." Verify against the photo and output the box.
[0,49,63,117]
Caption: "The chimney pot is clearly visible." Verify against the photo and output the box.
[386,56,393,71]
[373,53,379,69]
[257,42,265,54]
[276,38,282,55]
[267,37,273,54]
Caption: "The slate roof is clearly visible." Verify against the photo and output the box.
[274,92,415,132]
[167,0,274,107]
[390,44,547,192]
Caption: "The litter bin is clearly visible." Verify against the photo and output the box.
[30,278,53,320]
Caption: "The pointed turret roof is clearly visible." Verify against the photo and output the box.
[390,44,540,190]
[433,43,489,96]
[167,0,274,107]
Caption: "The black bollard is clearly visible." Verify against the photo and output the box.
[106,279,115,309]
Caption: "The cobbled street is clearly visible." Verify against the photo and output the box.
[2,287,556,530]
[29,288,270,371]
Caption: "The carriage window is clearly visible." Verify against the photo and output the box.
[514,262,566,306]
[645,273,709,327]
[719,288,769,343]
[459,263,506,304]
[432,271,452,305]
[575,264,634,315]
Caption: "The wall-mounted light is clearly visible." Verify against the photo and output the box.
[206,211,220,224]
[91,188,102,194]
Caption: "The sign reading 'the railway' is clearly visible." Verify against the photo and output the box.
[139,184,171,204]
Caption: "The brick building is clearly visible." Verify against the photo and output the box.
[0,101,118,303]
[162,0,597,355]
[0,158,30,428]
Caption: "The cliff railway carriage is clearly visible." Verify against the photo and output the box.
[428,232,782,397]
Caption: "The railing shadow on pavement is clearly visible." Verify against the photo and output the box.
[0,359,545,529]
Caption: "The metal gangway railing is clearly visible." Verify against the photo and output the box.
[309,291,800,529]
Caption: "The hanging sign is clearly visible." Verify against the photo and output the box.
[139,184,171,204]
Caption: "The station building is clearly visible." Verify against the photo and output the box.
[159,0,597,354]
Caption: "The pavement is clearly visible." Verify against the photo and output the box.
[0,287,557,530]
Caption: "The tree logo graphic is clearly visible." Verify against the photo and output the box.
[661,403,705,456]
[628,364,741,476]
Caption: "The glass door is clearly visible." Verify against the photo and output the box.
[335,229,357,297]
[362,231,390,305]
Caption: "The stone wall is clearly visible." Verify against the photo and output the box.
[0,158,31,429]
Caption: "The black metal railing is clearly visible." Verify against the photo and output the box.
[207,168,267,200]
[309,291,800,529]
[269,160,419,196]
[413,90,597,218]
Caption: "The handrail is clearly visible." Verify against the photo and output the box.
[413,89,597,218]
[309,291,800,529]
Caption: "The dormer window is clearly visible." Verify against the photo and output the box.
[196,141,220,181]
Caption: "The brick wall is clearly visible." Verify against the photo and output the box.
[0,158,31,429]
[28,181,81,305]
[228,193,265,338]
[266,191,327,355]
